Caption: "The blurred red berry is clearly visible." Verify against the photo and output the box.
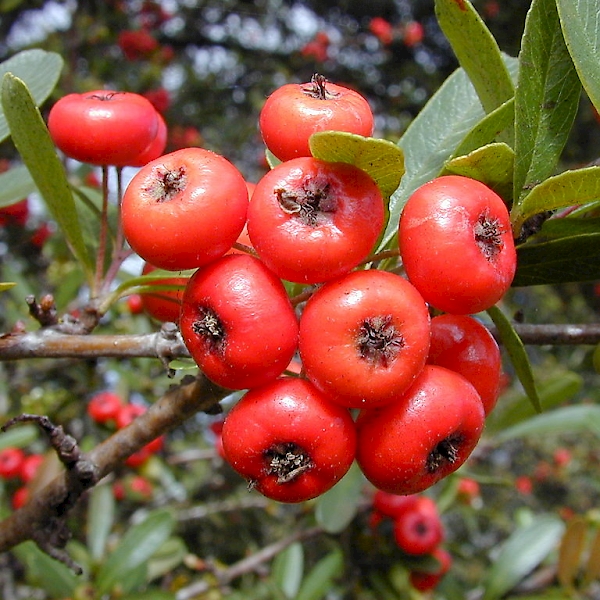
[300,40,328,62]
[403,21,424,47]
[88,391,124,424]
[118,29,158,61]
[553,447,572,468]
[0,198,29,227]
[19,454,45,483]
[143,87,170,114]
[168,125,203,150]
[30,223,53,248]
[0,447,26,479]
[373,490,419,519]
[393,497,444,555]
[516,475,533,495]
[115,403,146,429]
[127,294,144,315]
[369,17,393,45]
[12,486,29,510]
[484,1,500,19]
[457,477,480,504]
[409,547,452,592]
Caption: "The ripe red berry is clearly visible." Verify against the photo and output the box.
[399,175,516,314]
[12,486,29,510]
[299,269,431,408]
[221,378,356,503]
[88,391,124,424]
[121,147,248,271]
[0,447,26,479]
[248,157,385,284]
[0,198,29,227]
[19,454,45,483]
[139,262,188,323]
[393,497,444,555]
[427,314,502,415]
[48,90,161,167]
[372,490,419,520]
[259,74,374,162]
[356,365,486,495]
[409,547,452,592]
[179,254,299,390]
[115,403,146,429]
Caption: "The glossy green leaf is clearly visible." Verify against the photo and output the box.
[539,217,600,239]
[487,305,541,413]
[486,370,582,433]
[512,166,600,233]
[443,142,514,203]
[0,49,63,143]
[451,98,515,158]
[556,0,600,113]
[87,483,115,563]
[512,0,581,209]
[558,517,587,589]
[379,56,518,252]
[1,73,94,281]
[0,164,36,208]
[0,424,38,450]
[497,404,600,442]
[272,541,304,598]
[513,233,600,286]
[434,0,514,113]
[12,541,80,598]
[295,547,343,600]
[482,515,565,600]
[309,131,404,200]
[315,462,364,534]
[95,509,175,594]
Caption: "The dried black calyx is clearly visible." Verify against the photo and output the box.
[357,314,404,368]
[264,442,313,484]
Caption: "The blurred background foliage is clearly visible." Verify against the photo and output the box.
[0,1,600,599]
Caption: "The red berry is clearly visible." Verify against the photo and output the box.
[88,391,124,424]
[409,547,452,592]
[115,403,146,429]
[393,497,444,555]
[0,447,26,479]
[19,454,45,483]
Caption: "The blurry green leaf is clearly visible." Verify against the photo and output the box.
[482,515,565,600]
[0,424,38,450]
[1,73,94,282]
[0,164,36,208]
[514,234,600,286]
[512,167,600,233]
[0,282,16,293]
[0,49,63,143]
[487,370,582,433]
[315,462,364,534]
[512,0,581,208]
[272,541,304,598]
[558,517,587,589]
[95,509,175,594]
[379,55,518,252]
[435,0,514,112]
[309,131,404,200]
[497,404,600,442]
[452,98,515,158]
[87,483,115,563]
[12,541,80,599]
[443,142,514,203]
[583,526,600,586]
[295,547,344,600]
[487,305,541,413]
[121,592,176,600]
[556,0,600,113]
[147,537,187,582]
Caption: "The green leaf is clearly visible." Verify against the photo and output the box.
[486,305,541,413]
[295,548,344,600]
[556,0,600,114]
[539,217,600,239]
[512,0,581,211]
[379,56,518,252]
[272,542,304,599]
[514,233,600,286]
[512,166,600,232]
[583,526,600,586]
[497,404,600,442]
[486,370,582,433]
[0,49,63,143]
[1,73,94,281]
[434,0,514,113]
[121,592,176,600]
[0,164,37,208]
[443,142,514,203]
[315,462,364,534]
[95,509,175,595]
[451,98,515,158]
[0,282,16,293]
[87,483,115,563]
[558,517,588,590]
[147,537,188,582]
[12,541,80,599]
[0,424,38,450]
[309,131,405,200]
[482,515,565,600]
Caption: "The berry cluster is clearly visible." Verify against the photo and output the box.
[0,446,45,509]
[46,76,516,506]
[370,490,451,592]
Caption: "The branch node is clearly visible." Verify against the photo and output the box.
[26,294,58,328]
